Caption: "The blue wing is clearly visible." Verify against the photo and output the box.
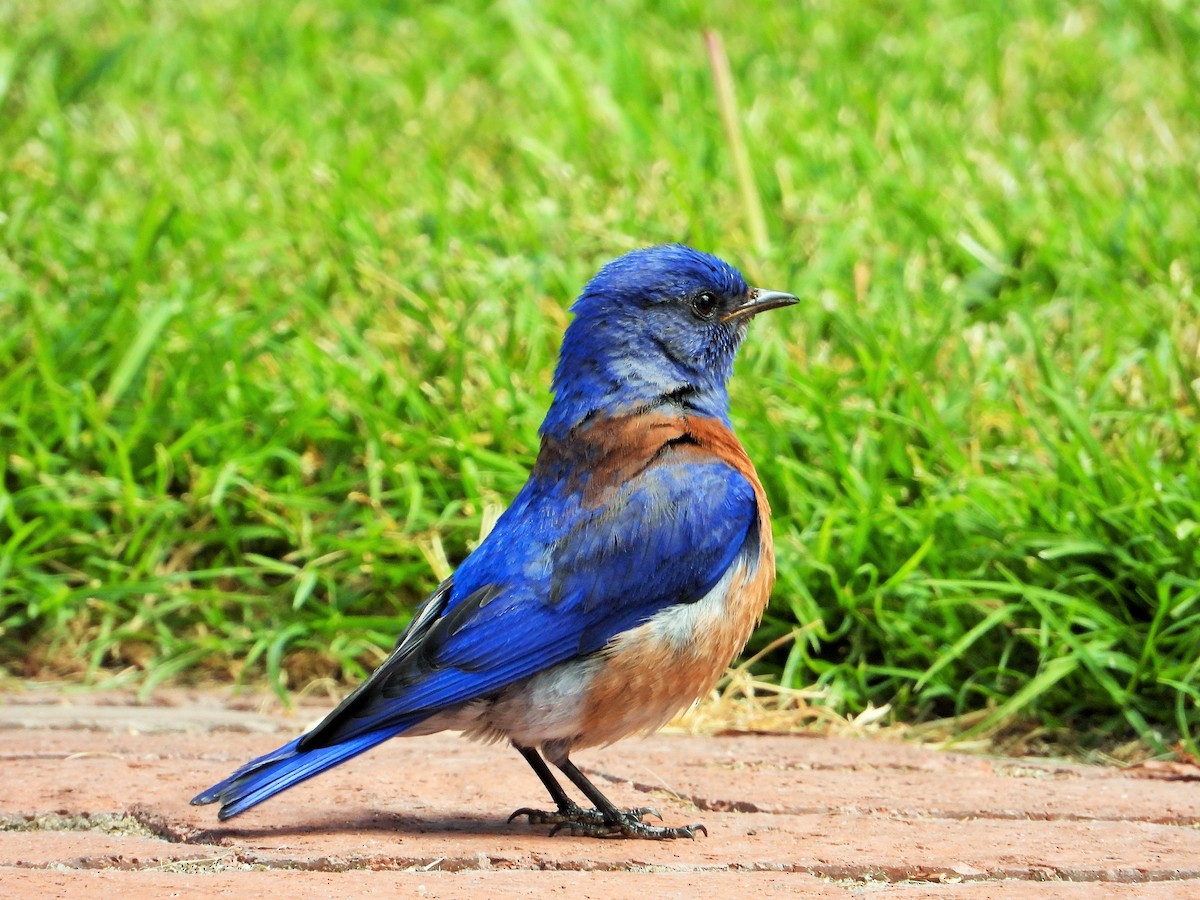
[192,450,758,817]
[305,452,758,741]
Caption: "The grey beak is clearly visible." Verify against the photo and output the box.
[722,288,799,324]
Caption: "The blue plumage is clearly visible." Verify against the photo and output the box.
[543,244,752,437]
[192,244,796,839]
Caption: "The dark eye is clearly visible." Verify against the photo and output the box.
[691,290,719,320]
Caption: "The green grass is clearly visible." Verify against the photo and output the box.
[2,0,1198,754]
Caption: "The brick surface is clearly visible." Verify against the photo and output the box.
[2,688,1198,898]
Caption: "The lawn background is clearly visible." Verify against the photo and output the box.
[2,0,1198,755]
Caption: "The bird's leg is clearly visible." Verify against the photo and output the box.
[554,756,706,840]
[507,744,605,826]
[507,743,704,840]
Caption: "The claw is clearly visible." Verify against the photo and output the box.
[547,820,572,838]
[508,804,704,840]
[638,807,664,822]
[508,801,608,827]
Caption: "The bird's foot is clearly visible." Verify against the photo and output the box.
[508,800,615,828]
[555,811,707,840]
[508,802,705,840]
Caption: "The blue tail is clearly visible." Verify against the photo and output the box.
[191,727,403,820]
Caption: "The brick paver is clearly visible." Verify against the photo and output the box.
[2,688,1198,898]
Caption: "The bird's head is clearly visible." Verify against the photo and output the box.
[543,244,796,437]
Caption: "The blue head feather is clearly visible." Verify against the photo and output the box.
[542,244,757,437]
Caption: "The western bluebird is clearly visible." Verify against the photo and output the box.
[192,244,796,839]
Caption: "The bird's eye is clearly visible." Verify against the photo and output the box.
[691,290,719,320]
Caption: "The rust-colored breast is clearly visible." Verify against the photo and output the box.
[539,411,771,511]
[543,411,775,750]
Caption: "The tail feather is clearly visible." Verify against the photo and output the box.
[191,728,402,820]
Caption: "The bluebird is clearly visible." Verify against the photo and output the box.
[192,244,796,839]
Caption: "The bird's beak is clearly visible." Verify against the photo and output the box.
[722,288,799,324]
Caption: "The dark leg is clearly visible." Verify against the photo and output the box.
[507,744,604,826]
[507,743,704,840]
[555,756,706,840]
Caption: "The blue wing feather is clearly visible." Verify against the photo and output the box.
[315,455,756,735]
[192,450,757,817]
